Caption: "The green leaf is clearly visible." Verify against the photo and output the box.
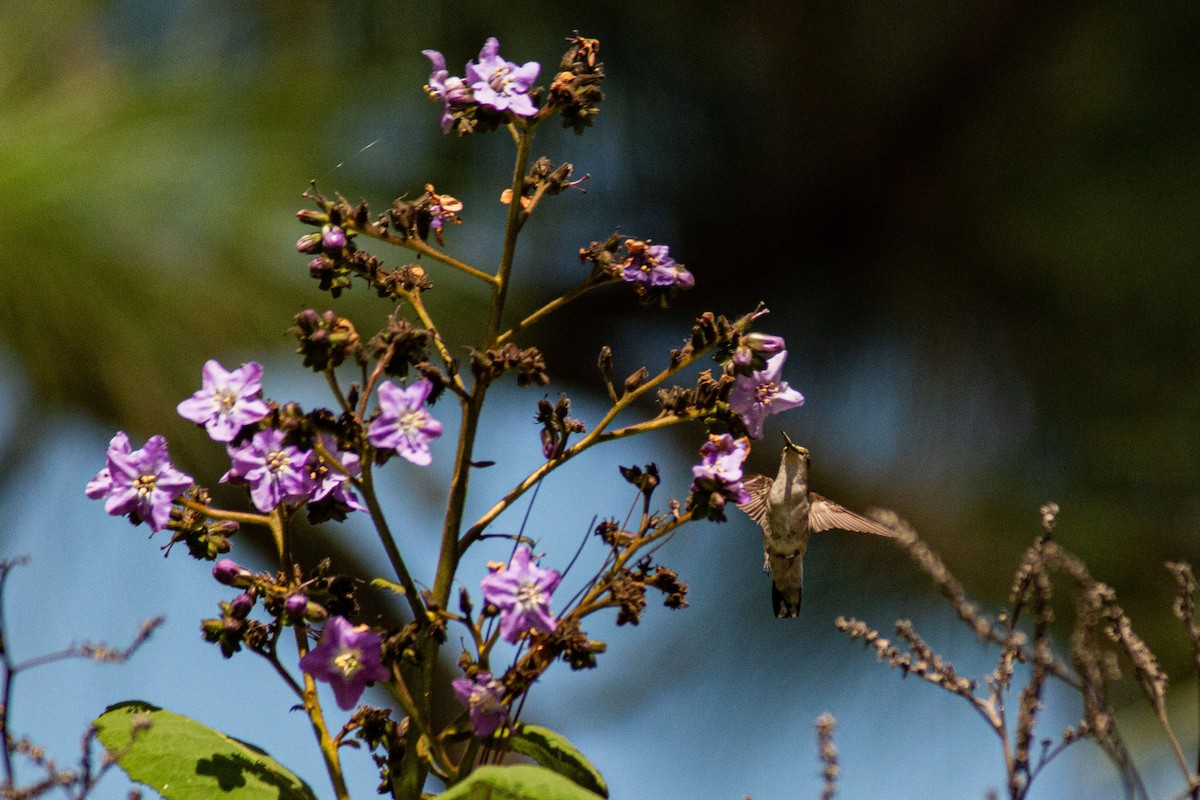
[93,700,318,800]
[435,765,606,800]
[506,724,608,798]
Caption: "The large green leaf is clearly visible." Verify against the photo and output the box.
[506,724,608,798]
[94,700,317,800]
[436,765,606,800]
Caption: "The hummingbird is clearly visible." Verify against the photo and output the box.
[738,433,895,618]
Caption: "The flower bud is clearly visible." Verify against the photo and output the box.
[229,592,255,620]
[213,559,252,587]
[295,232,323,254]
[284,593,309,620]
[296,209,329,226]
[743,333,786,355]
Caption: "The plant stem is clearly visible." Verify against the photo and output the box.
[358,460,426,623]
[293,626,351,800]
[458,405,708,555]
[178,498,274,530]
[495,273,615,346]
[357,225,497,286]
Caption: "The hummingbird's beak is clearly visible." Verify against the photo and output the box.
[781,432,806,454]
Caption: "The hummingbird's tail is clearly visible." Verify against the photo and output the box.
[772,585,801,618]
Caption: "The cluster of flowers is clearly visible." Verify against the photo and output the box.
[213,542,562,722]
[686,330,804,511]
[424,37,541,134]
[87,360,445,531]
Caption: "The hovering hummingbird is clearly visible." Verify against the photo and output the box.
[738,433,895,618]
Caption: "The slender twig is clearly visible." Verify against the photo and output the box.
[357,459,426,624]
[459,409,706,555]
[495,273,615,346]
[293,625,350,800]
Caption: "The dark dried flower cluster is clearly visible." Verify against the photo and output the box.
[471,343,548,387]
[549,32,606,133]
[535,395,585,460]
[292,309,363,372]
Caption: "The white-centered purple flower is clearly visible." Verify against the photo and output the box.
[87,432,193,532]
[690,434,751,506]
[307,435,366,512]
[464,37,540,117]
[177,360,271,443]
[222,428,315,513]
[367,380,443,466]
[620,241,694,290]
[299,616,389,711]
[481,546,562,643]
[452,671,508,737]
[422,48,474,133]
[728,351,805,439]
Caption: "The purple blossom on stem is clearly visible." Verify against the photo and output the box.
[481,546,561,643]
[177,360,271,443]
[299,616,389,711]
[422,49,474,133]
[307,435,366,513]
[690,434,751,506]
[86,432,193,532]
[222,429,314,513]
[367,380,443,466]
[464,37,540,117]
[728,351,805,439]
[620,240,694,290]
[452,671,508,737]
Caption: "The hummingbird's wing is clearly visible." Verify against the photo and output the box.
[808,493,896,537]
[737,475,773,527]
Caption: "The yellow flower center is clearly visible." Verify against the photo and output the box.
[334,648,363,678]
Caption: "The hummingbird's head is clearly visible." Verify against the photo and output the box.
[780,432,809,460]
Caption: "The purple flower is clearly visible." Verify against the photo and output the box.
[481,547,561,643]
[690,434,751,506]
[307,435,366,513]
[321,225,347,251]
[728,351,805,439]
[422,48,474,133]
[177,360,271,443]
[452,671,508,737]
[222,429,315,512]
[87,432,193,532]
[620,240,693,290]
[299,616,389,711]
[464,37,540,117]
[367,380,443,466]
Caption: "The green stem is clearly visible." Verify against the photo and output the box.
[324,368,354,417]
[456,336,716,556]
[356,224,497,286]
[400,287,469,398]
[358,459,426,624]
[495,273,615,346]
[178,498,274,530]
[294,626,351,800]
[431,121,535,608]
[483,121,535,349]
